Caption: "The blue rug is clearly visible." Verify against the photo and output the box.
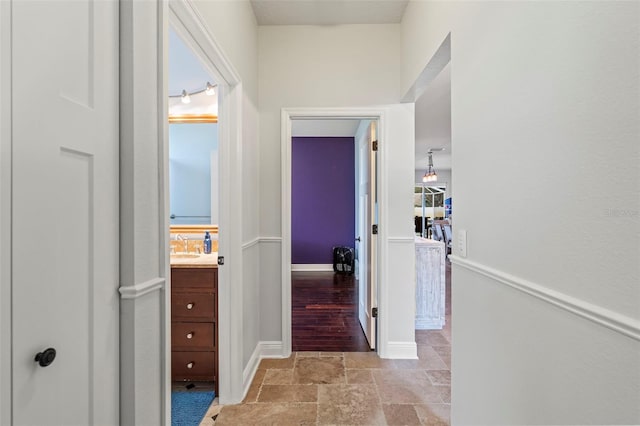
[171,390,215,426]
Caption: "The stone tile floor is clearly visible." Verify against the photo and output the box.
[200,328,451,425]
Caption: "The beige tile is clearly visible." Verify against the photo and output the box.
[263,369,294,385]
[415,330,450,346]
[344,351,395,369]
[318,384,385,425]
[346,368,374,384]
[259,356,295,370]
[214,402,317,426]
[293,356,345,384]
[437,385,451,403]
[393,346,448,370]
[426,370,451,386]
[413,403,450,425]
[319,351,344,357]
[257,384,318,403]
[372,369,443,404]
[243,369,267,403]
[382,404,422,426]
[296,351,320,358]
[199,401,222,426]
[432,345,451,368]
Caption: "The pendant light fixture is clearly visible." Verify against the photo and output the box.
[422,151,438,183]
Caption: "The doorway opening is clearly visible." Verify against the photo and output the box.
[406,33,453,420]
[289,120,374,352]
[167,26,220,417]
[281,107,414,360]
[166,0,245,410]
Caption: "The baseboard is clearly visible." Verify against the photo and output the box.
[242,341,285,400]
[291,264,333,272]
[383,341,418,359]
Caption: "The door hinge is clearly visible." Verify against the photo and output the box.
[217,256,225,265]
[372,224,378,235]
[372,307,378,318]
[372,140,378,151]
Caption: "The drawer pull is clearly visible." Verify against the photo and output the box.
[187,362,194,369]
[186,332,194,339]
[186,303,194,310]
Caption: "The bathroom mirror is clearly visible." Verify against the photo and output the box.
[169,119,219,226]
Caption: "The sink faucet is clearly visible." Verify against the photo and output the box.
[175,234,188,253]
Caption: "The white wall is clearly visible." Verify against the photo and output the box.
[403,1,640,423]
[258,24,402,343]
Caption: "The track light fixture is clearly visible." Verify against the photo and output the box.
[422,151,438,183]
[205,82,215,96]
[170,82,219,103]
[181,89,191,104]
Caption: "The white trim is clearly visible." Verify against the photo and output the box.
[259,236,282,244]
[388,237,415,243]
[291,264,333,272]
[258,341,285,357]
[241,238,260,250]
[118,278,165,299]
[168,0,245,407]
[243,237,283,250]
[450,255,640,342]
[384,342,418,359]
[242,343,262,393]
[241,341,284,401]
[282,107,391,359]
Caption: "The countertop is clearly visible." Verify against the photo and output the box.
[170,252,218,268]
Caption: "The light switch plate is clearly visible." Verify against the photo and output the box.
[457,230,467,258]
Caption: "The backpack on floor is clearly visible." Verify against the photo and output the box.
[332,246,354,274]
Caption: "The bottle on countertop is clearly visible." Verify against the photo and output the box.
[203,231,212,254]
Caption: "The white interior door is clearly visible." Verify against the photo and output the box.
[358,122,377,350]
[11,1,119,424]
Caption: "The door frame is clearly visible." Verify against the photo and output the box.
[167,1,245,406]
[281,107,392,357]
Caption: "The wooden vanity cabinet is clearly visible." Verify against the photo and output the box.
[171,267,218,394]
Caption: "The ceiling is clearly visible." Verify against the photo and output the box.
[250,0,409,25]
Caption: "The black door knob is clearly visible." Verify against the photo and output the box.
[355,237,361,242]
[34,348,56,367]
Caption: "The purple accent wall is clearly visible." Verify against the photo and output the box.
[292,137,355,264]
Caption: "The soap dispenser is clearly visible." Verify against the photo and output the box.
[203,231,212,254]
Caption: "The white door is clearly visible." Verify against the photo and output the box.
[11,1,119,424]
[357,122,377,350]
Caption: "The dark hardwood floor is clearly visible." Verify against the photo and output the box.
[291,271,371,352]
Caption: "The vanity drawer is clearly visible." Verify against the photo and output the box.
[171,268,217,290]
[172,291,215,322]
[172,322,215,350]
[172,351,216,381]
